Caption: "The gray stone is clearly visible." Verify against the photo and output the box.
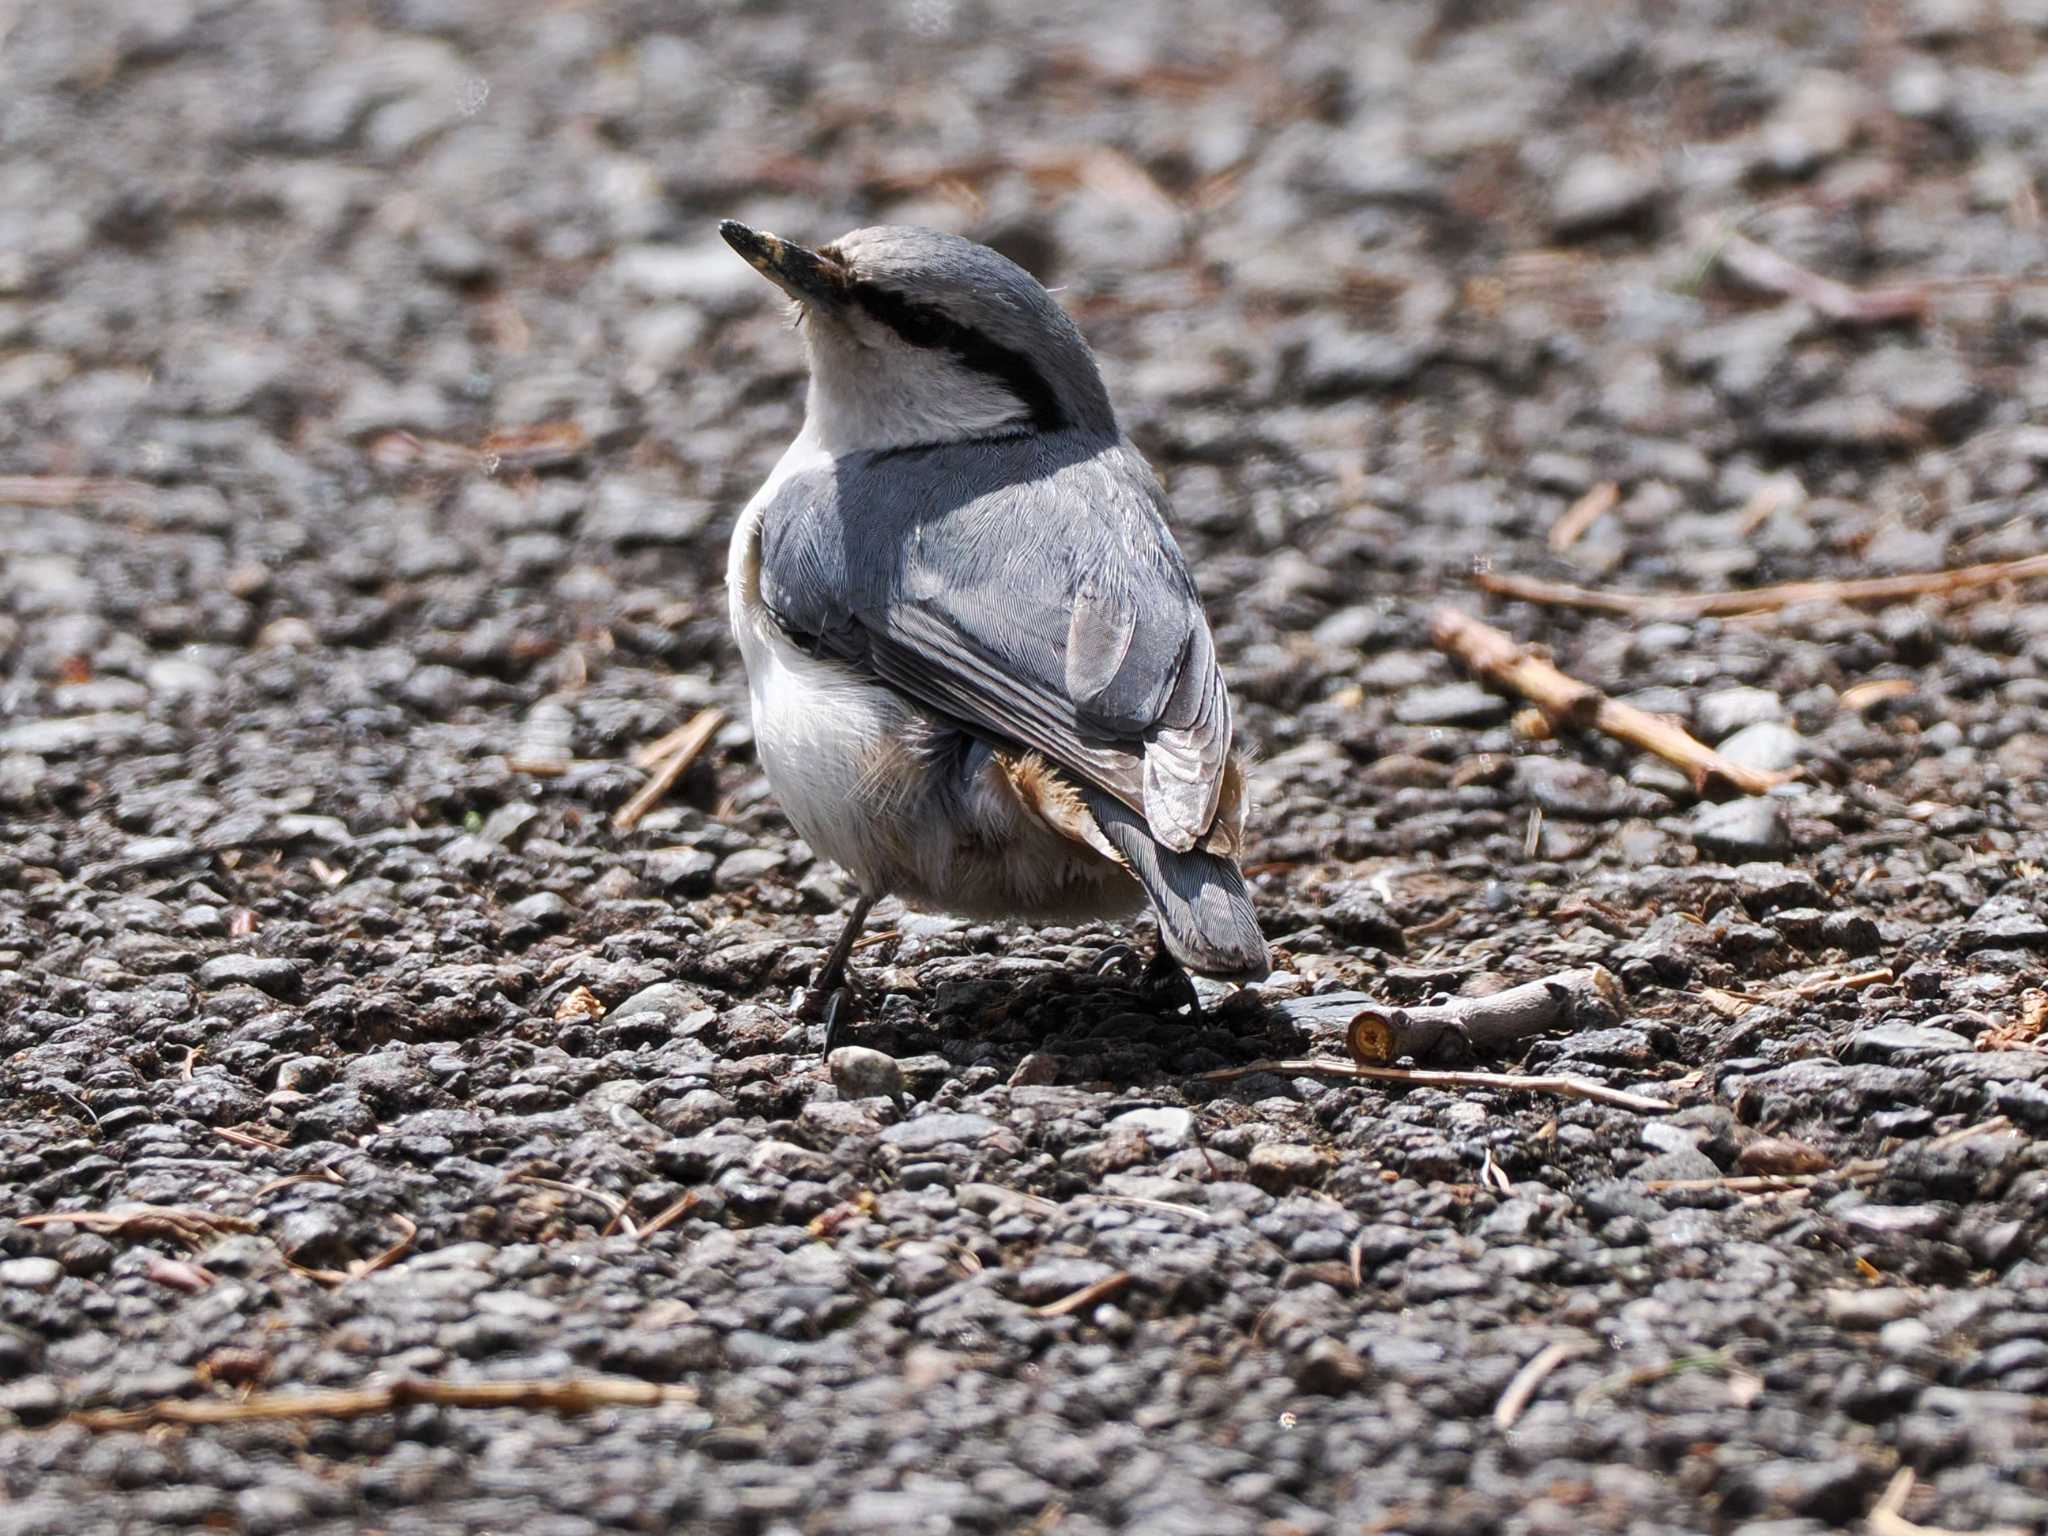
[881,1113,1000,1152]
[714,848,785,889]
[1717,721,1804,773]
[1247,1143,1324,1190]
[1550,153,1663,236]
[1961,898,2048,951]
[1843,1024,1970,1064]
[0,714,149,755]
[0,1257,62,1289]
[1692,798,1790,860]
[1824,1288,1921,1329]
[197,955,302,997]
[1515,756,1638,819]
[1697,687,1788,739]
[828,1046,904,1103]
[1298,329,1431,395]
[1393,682,1510,727]
[1106,1106,1194,1148]
[1841,1204,1951,1240]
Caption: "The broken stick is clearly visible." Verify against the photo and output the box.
[1197,1058,1673,1115]
[1867,1467,2031,1536]
[612,706,727,832]
[1344,965,1622,1066]
[1710,230,1928,325]
[1547,481,1619,553]
[1429,607,1790,798]
[70,1374,692,1432]
[1473,552,2048,620]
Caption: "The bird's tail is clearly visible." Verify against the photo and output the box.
[1082,788,1270,980]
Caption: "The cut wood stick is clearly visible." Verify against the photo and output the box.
[1474,552,2048,619]
[612,707,727,832]
[1429,608,1790,798]
[1494,1338,1597,1432]
[70,1374,691,1432]
[1547,481,1618,552]
[1345,966,1622,1066]
[1197,1058,1674,1114]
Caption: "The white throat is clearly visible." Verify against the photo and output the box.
[802,339,1029,455]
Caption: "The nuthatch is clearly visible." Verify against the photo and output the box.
[719,221,1267,1039]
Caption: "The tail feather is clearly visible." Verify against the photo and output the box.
[1082,788,1269,980]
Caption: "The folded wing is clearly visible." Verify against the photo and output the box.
[757,432,1232,853]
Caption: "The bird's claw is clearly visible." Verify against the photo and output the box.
[1146,955,1202,1019]
[820,987,858,1053]
[1092,941,1201,1018]
[1090,942,1142,979]
[799,984,860,1052]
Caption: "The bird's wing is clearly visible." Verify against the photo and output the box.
[756,434,1231,852]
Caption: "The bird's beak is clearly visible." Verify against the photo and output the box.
[719,220,843,306]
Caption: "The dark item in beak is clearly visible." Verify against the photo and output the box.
[718,220,843,306]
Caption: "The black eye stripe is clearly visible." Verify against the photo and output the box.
[845,279,1067,432]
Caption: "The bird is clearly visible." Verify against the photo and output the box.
[718,219,1268,1042]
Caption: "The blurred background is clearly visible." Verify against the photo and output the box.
[5,5,2048,1534]
[6,0,2047,812]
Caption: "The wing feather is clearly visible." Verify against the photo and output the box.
[756,433,1232,849]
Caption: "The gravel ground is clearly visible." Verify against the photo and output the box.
[5,2,2048,1532]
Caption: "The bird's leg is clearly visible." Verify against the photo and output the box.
[800,893,877,1048]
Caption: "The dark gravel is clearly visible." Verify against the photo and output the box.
[5,2,2048,1533]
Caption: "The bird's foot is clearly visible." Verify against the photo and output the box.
[1091,941,1201,1018]
[798,965,866,1051]
[817,986,860,1054]
[1089,942,1143,979]
[1141,945,1202,1019]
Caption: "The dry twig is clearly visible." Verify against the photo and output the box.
[0,474,154,509]
[1197,1059,1673,1114]
[1574,1349,1737,1413]
[1494,1339,1597,1431]
[1703,968,1896,1016]
[1979,991,2047,1053]
[633,1191,699,1243]
[612,707,727,832]
[19,1206,257,1250]
[1032,1271,1131,1318]
[1430,608,1790,798]
[1868,1467,2030,1536]
[1474,553,2048,620]
[71,1373,689,1432]
[1711,230,1929,324]
[212,1126,286,1151]
[506,1175,638,1239]
[282,1214,418,1286]
[1840,679,1916,712]
[1345,966,1621,1065]
[1547,481,1619,552]
[1642,1159,1885,1195]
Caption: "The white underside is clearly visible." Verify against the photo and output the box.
[726,436,1141,926]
